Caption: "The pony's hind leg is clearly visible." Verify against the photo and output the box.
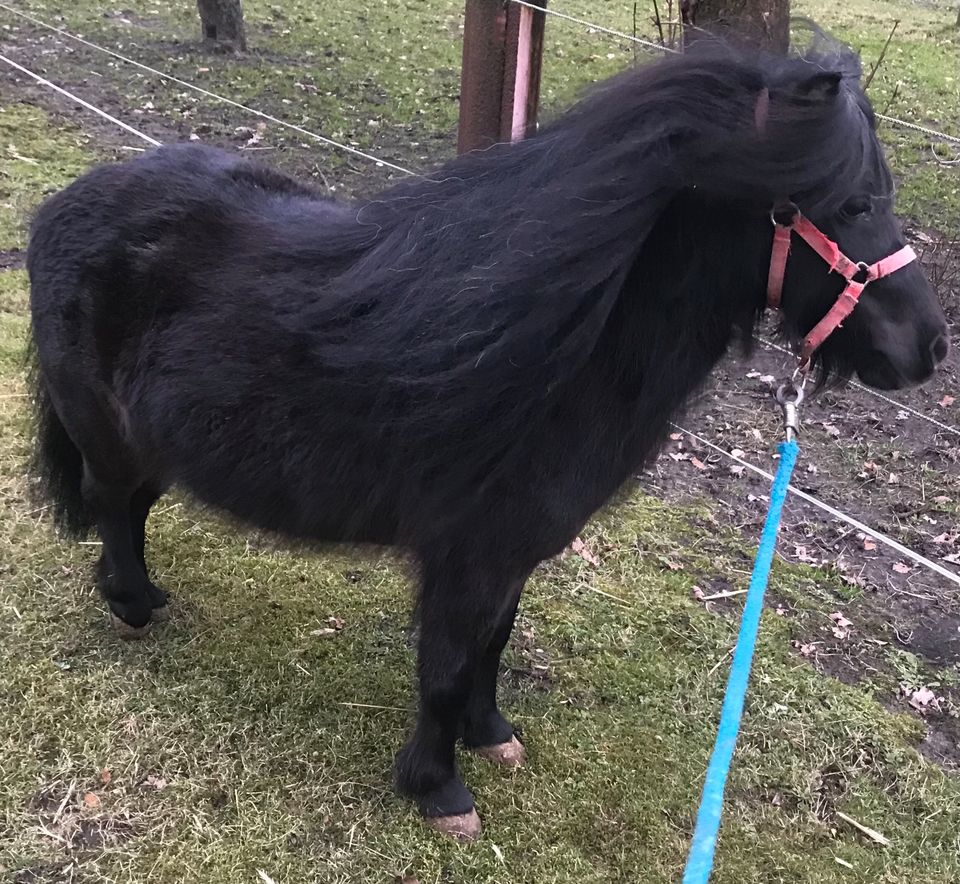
[130,484,169,617]
[33,324,161,634]
[84,471,157,637]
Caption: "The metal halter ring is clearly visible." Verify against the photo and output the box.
[770,202,799,228]
[775,381,804,442]
[774,382,805,408]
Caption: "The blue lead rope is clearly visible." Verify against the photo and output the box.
[682,439,800,884]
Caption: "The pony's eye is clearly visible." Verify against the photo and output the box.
[840,195,873,218]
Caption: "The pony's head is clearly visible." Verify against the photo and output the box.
[774,66,948,389]
[672,30,949,389]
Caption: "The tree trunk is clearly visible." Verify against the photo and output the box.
[682,0,790,53]
[196,0,247,52]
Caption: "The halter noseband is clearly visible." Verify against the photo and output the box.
[765,202,917,370]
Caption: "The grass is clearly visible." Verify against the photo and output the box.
[1,1,959,882]
[0,102,95,250]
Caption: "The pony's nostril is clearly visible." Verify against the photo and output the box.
[931,333,950,365]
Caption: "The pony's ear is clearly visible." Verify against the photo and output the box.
[795,71,843,101]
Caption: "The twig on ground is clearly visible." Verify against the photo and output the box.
[835,810,891,846]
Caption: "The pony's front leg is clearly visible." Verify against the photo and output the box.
[394,551,523,840]
[460,573,529,767]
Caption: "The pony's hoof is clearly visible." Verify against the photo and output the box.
[151,604,171,622]
[424,808,482,841]
[472,735,525,767]
[109,612,151,639]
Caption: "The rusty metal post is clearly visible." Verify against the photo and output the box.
[457,0,547,154]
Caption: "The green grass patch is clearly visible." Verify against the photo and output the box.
[4,469,960,881]
[0,103,98,249]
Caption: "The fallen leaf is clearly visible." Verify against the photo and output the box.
[793,545,822,565]
[100,769,112,786]
[570,537,600,567]
[310,628,338,638]
[394,877,420,884]
[932,533,957,546]
[327,616,345,630]
[668,452,689,462]
[944,552,960,565]
[144,775,167,791]
[822,423,841,437]
[830,611,853,640]
[83,792,101,809]
[692,586,706,600]
[689,457,707,471]
[244,121,268,147]
[906,685,941,714]
[669,432,683,441]
[939,395,955,408]
[729,465,745,476]
[730,448,745,458]
[892,562,911,574]
[863,538,877,552]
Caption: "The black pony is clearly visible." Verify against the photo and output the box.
[28,37,948,839]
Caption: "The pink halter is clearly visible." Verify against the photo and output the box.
[766,203,917,368]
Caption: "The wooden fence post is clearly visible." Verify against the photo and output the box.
[457,0,547,154]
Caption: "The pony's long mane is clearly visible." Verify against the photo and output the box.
[242,34,882,499]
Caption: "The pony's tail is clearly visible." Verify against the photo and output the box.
[27,342,92,537]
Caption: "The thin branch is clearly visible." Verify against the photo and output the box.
[651,0,666,47]
[863,19,899,92]
[879,80,901,116]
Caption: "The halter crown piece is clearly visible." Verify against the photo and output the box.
[765,202,917,370]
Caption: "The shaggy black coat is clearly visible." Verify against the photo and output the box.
[27,35,946,827]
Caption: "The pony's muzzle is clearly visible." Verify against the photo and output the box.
[930,332,950,367]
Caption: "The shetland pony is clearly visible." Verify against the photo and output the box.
[27,38,948,837]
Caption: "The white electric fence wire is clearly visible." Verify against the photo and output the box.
[671,422,960,587]
[0,2,416,175]
[0,51,161,145]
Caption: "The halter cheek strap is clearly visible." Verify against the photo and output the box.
[766,203,917,368]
